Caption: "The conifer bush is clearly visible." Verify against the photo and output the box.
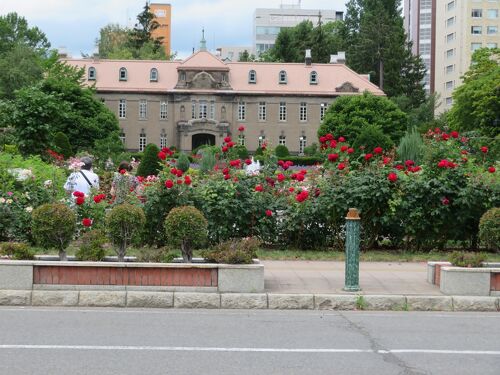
[479,208,500,251]
[176,152,190,172]
[53,132,73,159]
[136,143,161,177]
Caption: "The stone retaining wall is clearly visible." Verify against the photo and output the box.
[0,290,498,311]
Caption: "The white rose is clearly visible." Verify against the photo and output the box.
[25,206,33,213]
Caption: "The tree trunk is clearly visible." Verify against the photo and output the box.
[181,241,192,263]
[118,243,126,262]
[59,250,67,261]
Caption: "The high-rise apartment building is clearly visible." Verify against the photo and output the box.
[150,2,172,57]
[404,0,499,113]
[254,2,343,55]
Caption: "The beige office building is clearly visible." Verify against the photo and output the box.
[65,41,383,153]
[405,0,499,113]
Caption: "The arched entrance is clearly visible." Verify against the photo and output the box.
[192,133,216,150]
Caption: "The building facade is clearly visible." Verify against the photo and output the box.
[254,3,343,55]
[150,2,172,57]
[404,0,499,112]
[216,46,254,61]
[66,46,383,154]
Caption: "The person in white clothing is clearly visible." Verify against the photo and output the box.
[64,156,100,196]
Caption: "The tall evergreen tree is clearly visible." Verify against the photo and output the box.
[129,2,163,55]
[344,0,426,107]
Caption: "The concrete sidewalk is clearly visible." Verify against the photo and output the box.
[263,261,441,295]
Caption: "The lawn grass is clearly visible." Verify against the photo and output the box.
[26,244,500,263]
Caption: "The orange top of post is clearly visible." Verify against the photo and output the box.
[346,208,360,220]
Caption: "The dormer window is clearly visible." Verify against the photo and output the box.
[150,68,158,82]
[88,67,96,81]
[248,70,257,84]
[180,71,186,81]
[279,70,287,84]
[310,71,318,85]
[119,67,127,81]
[222,73,227,82]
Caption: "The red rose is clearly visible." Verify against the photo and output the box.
[450,131,459,138]
[296,174,304,182]
[289,187,295,192]
[364,153,373,161]
[405,160,415,167]
[119,169,126,175]
[460,150,468,155]
[176,179,183,185]
[222,146,228,153]
[347,147,354,154]
[481,146,488,154]
[184,176,192,185]
[222,167,229,175]
[286,160,294,167]
[441,197,450,205]
[175,170,183,177]
[326,133,334,141]
[319,136,327,143]
[330,140,337,148]
[395,164,404,170]
[295,190,309,203]
[245,159,252,165]
[488,166,496,173]
[170,168,177,175]
[383,157,391,165]
[93,195,101,203]
[228,141,235,148]
[338,163,346,170]
[229,159,241,167]
[387,172,398,182]
[224,174,231,180]
[441,133,450,141]
[238,126,245,132]
[277,173,285,182]
[328,153,339,162]
[437,159,448,168]
[265,210,272,217]
[340,145,348,152]
[73,191,84,198]
[338,136,345,142]
[374,147,383,154]
[157,151,166,160]
[224,136,231,143]
[165,180,174,188]
[75,196,85,205]
[255,184,263,192]
[82,218,92,227]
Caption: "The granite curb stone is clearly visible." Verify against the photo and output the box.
[363,295,407,310]
[126,291,174,308]
[0,290,31,306]
[32,291,79,306]
[407,296,453,311]
[452,296,498,312]
[78,291,126,307]
[174,292,220,309]
[221,293,268,309]
[314,294,358,310]
[268,294,314,310]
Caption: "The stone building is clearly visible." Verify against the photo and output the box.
[65,41,383,154]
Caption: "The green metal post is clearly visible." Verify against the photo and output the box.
[344,208,361,292]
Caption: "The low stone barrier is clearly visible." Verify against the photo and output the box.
[0,259,264,294]
[427,262,500,296]
[0,290,498,311]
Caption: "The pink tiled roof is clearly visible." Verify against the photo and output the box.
[64,51,384,96]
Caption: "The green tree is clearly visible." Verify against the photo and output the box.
[3,62,119,155]
[448,48,500,138]
[136,143,162,177]
[129,2,163,54]
[344,0,426,107]
[96,24,129,59]
[318,92,408,144]
[238,50,256,62]
[53,132,73,158]
[0,13,50,55]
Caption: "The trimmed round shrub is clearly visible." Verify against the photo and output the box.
[76,229,107,261]
[479,207,500,251]
[448,251,486,268]
[164,206,208,263]
[275,145,290,158]
[176,152,190,172]
[136,143,161,177]
[234,145,249,159]
[32,203,76,260]
[0,242,34,260]
[352,124,393,157]
[106,204,145,261]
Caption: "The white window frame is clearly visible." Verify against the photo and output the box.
[279,101,287,122]
[88,67,96,80]
[139,132,147,152]
[160,132,167,148]
[487,26,498,34]
[279,70,287,84]
[258,101,267,121]
[310,71,318,84]
[160,101,168,120]
[258,135,266,148]
[119,67,127,81]
[210,100,215,120]
[278,135,286,146]
[471,9,483,18]
[238,134,245,146]
[299,136,307,154]
[238,102,246,121]
[118,99,126,119]
[320,103,328,121]
[119,130,126,144]
[248,70,257,83]
[150,68,158,82]
[471,26,482,34]
[191,100,196,119]
[199,100,208,119]
[299,102,307,122]
[139,100,147,119]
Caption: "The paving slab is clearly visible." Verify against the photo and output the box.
[262,261,442,295]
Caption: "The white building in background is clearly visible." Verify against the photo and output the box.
[216,46,254,61]
[253,2,344,55]
[404,0,499,113]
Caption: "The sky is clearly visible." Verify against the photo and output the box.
[0,0,346,58]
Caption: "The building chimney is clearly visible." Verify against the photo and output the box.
[330,51,346,64]
[305,49,312,66]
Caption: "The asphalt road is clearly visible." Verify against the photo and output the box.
[0,307,498,375]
